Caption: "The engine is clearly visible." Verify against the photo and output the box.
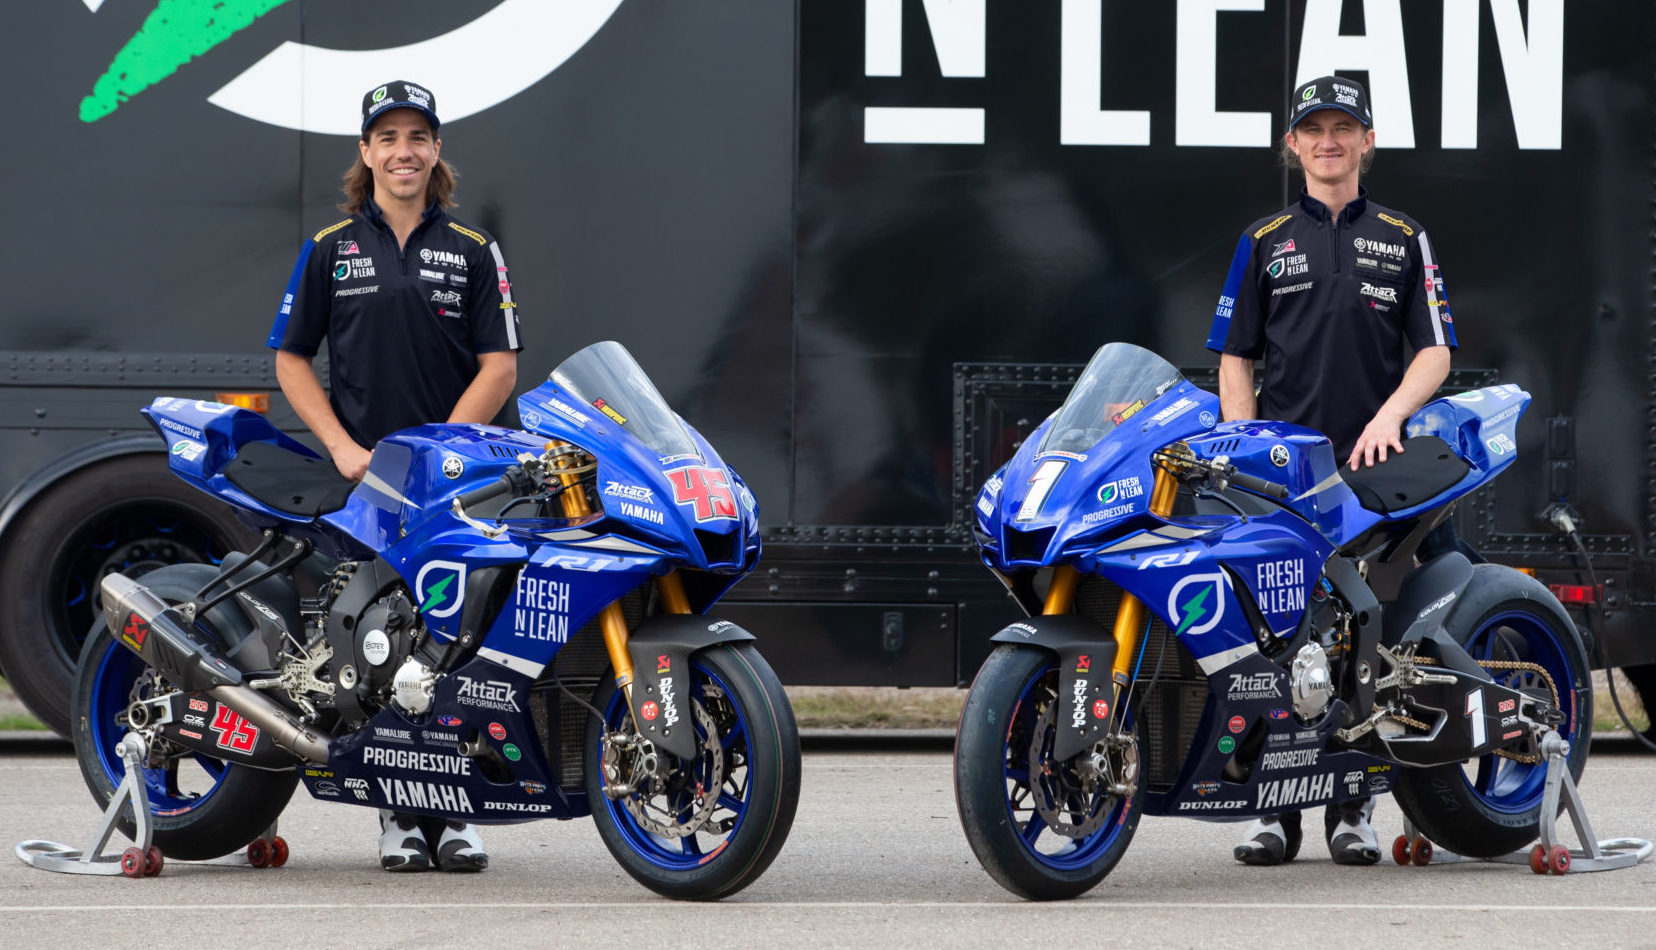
[1287,574,1350,723]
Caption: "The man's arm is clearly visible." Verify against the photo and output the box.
[447,350,518,425]
[274,350,372,480]
[1218,354,1256,422]
[1346,345,1451,470]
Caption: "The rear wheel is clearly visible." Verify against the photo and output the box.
[1393,578,1591,859]
[0,454,256,736]
[585,643,800,900]
[954,644,1141,901]
[72,564,296,862]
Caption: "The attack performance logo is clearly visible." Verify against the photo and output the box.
[1166,572,1229,637]
[75,0,625,134]
[414,560,467,619]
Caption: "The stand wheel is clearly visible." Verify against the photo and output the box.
[1549,844,1572,875]
[268,836,289,868]
[143,845,164,877]
[1391,836,1411,865]
[247,837,271,868]
[1529,844,1548,874]
[1409,837,1433,866]
[120,847,144,878]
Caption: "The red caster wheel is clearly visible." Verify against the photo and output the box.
[247,837,271,868]
[120,847,145,878]
[1549,844,1572,875]
[143,845,164,877]
[1529,844,1548,874]
[1410,837,1433,866]
[1391,836,1411,865]
[268,836,289,868]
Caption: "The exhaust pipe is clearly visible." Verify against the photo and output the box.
[100,574,331,765]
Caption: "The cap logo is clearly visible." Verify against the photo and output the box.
[372,85,387,103]
[1302,85,1316,101]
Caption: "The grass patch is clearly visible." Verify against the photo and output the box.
[786,686,965,729]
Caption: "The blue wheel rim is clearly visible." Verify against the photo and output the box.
[1459,609,1580,815]
[596,658,753,871]
[1001,659,1132,871]
[89,639,230,816]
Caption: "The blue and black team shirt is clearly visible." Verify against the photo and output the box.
[267,197,522,447]
[1205,187,1457,457]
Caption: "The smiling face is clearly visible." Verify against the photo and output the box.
[358,109,441,210]
[1286,110,1374,190]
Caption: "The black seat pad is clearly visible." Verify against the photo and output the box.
[1342,436,1471,515]
[224,441,356,517]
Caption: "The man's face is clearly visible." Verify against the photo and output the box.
[1286,111,1374,187]
[358,110,441,206]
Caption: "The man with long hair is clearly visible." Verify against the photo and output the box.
[1205,75,1457,866]
[267,80,522,872]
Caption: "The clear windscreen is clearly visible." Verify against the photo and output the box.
[1037,343,1185,455]
[549,341,701,459]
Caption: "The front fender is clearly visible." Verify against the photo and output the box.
[988,615,1118,761]
[623,614,756,760]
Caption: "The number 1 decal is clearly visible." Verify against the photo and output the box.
[1466,688,1485,747]
[1015,459,1067,523]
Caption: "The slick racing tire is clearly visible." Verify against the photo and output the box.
[586,643,800,901]
[1392,567,1592,860]
[954,644,1141,901]
[72,564,296,862]
[0,454,257,736]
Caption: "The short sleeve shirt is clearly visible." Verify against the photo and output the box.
[1204,188,1456,457]
[267,198,522,446]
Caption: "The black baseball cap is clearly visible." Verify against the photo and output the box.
[361,80,439,134]
[1288,75,1371,130]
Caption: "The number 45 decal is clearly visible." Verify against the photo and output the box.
[210,705,260,754]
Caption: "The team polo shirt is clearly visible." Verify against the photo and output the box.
[1205,188,1457,456]
[268,198,522,446]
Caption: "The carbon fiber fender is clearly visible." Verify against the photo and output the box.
[624,615,757,761]
[988,615,1119,762]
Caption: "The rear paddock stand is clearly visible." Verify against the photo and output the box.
[14,734,162,877]
[1392,731,1651,874]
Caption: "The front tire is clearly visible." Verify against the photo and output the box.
[72,564,296,861]
[1393,571,1592,859]
[954,644,1141,901]
[585,643,800,900]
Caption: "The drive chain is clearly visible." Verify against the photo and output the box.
[1386,656,1560,764]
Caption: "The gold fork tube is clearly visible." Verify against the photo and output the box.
[1043,566,1080,615]
[657,571,691,614]
[545,441,629,685]
[1110,464,1181,683]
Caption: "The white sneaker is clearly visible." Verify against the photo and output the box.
[431,820,489,872]
[1233,811,1302,866]
[378,810,432,872]
[1325,798,1381,865]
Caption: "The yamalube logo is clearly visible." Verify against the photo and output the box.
[78,0,627,135]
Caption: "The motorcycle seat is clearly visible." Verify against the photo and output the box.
[1340,436,1470,515]
[224,440,356,516]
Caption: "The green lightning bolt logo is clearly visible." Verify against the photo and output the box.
[1174,585,1212,636]
[419,573,455,614]
[1167,573,1227,637]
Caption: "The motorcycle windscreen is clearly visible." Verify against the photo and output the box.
[548,340,702,460]
[1037,342,1186,456]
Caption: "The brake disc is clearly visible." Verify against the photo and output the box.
[608,698,724,838]
[1025,692,1123,840]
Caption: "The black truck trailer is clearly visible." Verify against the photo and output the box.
[2,0,1652,736]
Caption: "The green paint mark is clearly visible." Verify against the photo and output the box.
[80,0,293,123]
[1174,585,1213,636]
[419,573,456,614]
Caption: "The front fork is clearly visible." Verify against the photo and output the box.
[1042,463,1179,720]
[545,441,692,710]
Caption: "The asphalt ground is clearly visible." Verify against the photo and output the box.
[2,737,1654,949]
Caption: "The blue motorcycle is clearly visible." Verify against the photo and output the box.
[954,343,1590,900]
[73,340,799,899]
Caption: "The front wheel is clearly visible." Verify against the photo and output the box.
[1393,573,1592,859]
[954,644,1141,901]
[585,643,800,900]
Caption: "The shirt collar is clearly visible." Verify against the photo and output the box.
[360,195,444,229]
[1298,185,1368,225]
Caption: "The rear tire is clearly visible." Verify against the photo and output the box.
[0,454,256,736]
[954,644,1140,900]
[1393,575,1591,859]
[72,564,296,862]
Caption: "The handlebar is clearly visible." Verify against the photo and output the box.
[453,465,537,511]
[1227,468,1290,500]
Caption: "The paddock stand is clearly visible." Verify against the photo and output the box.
[13,733,291,877]
[15,733,161,878]
[1392,731,1652,875]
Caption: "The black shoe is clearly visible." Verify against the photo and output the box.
[378,810,432,872]
[1324,799,1382,865]
[429,820,488,872]
[1233,811,1303,866]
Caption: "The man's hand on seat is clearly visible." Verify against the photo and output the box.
[1348,410,1406,471]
